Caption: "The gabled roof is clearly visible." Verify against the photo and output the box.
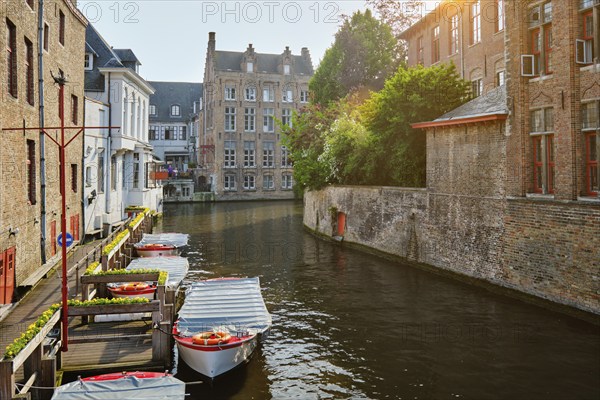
[412,85,508,129]
[148,81,203,122]
[214,50,313,75]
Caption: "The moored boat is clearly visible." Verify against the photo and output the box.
[51,371,186,399]
[107,281,157,300]
[173,277,272,378]
[134,233,189,257]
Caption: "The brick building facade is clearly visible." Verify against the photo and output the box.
[202,32,313,200]
[0,0,87,300]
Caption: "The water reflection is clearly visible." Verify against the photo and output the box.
[162,201,600,400]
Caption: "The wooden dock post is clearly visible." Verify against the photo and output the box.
[0,360,16,399]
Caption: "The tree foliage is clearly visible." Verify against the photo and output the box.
[309,9,399,106]
[287,63,470,193]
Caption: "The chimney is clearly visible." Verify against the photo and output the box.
[247,43,254,54]
[208,32,216,53]
[283,46,291,56]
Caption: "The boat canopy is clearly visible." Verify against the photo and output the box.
[177,277,272,336]
[126,256,189,288]
[135,233,190,248]
[51,376,186,400]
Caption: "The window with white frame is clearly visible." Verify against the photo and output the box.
[245,86,256,101]
[263,108,274,132]
[300,90,309,103]
[282,173,293,189]
[224,140,236,168]
[582,100,599,195]
[576,1,598,65]
[224,174,236,190]
[225,86,236,101]
[282,89,293,103]
[149,127,158,140]
[530,107,555,194]
[523,1,553,76]
[284,64,291,75]
[243,175,255,190]
[244,108,256,132]
[263,141,274,167]
[496,70,506,86]
[149,104,156,115]
[470,1,481,45]
[263,86,274,102]
[263,174,274,190]
[471,79,483,98]
[244,141,256,167]
[496,0,505,32]
[282,109,292,128]
[246,62,253,73]
[84,53,93,70]
[281,146,292,167]
[225,107,236,131]
[171,105,180,116]
[432,25,440,63]
[450,14,459,55]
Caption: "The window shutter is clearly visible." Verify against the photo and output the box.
[521,55,535,76]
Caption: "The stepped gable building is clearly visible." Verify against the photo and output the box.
[147,81,203,172]
[202,32,313,199]
[408,0,600,313]
[0,0,87,301]
[83,24,162,238]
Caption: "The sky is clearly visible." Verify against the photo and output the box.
[77,0,370,83]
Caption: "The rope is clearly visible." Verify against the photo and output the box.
[153,323,178,337]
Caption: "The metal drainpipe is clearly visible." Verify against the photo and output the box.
[106,73,112,215]
[38,0,47,264]
[81,96,86,242]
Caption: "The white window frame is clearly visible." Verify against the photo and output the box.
[281,146,292,167]
[263,108,274,132]
[244,108,256,132]
[246,62,253,73]
[149,104,156,116]
[521,54,536,77]
[84,53,93,70]
[263,174,274,190]
[263,86,274,102]
[576,39,594,64]
[282,109,292,128]
[245,86,256,101]
[224,141,236,168]
[225,107,236,131]
[284,64,291,75]
[243,175,256,190]
[224,174,236,191]
[282,173,293,189]
[263,142,274,168]
[244,141,256,168]
[170,105,180,116]
[282,89,293,103]
[300,90,309,103]
[225,86,236,101]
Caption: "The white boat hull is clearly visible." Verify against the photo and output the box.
[176,336,257,378]
[136,248,178,257]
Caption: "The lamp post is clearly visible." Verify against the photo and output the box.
[3,71,118,352]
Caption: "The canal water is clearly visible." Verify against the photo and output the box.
[161,201,600,400]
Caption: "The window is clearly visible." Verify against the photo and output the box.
[110,157,117,190]
[470,1,481,45]
[245,86,256,101]
[170,105,180,116]
[281,146,292,167]
[263,86,274,102]
[530,108,555,194]
[449,14,459,55]
[71,164,77,192]
[224,174,236,190]
[526,2,553,76]
[224,141,236,168]
[432,26,440,63]
[471,79,483,98]
[43,23,49,52]
[27,140,36,204]
[122,158,126,188]
[25,38,34,105]
[243,175,255,190]
[284,64,291,75]
[84,53,93,70]
[496,70,506,86]
[496,0,505,32]
[282,173,293,189]
[244,108,256,132]
[71,94,78,124]
[59,10,65,46]
[6,19,17,98]
[165,127,175,140]
[282,109,292,127]
[263,108,274,132]
[149,104,156,115]
[582,101,599,195]
[70,214,79,241]
[181,126,187,140]
[225,86,236,101]
[225,107,236,131]
[417,36,424,65]
[244,141,255,167]
[263,141,274,168]
[246,62,253,73]
[282,89,293,103]
[577,10,595,64]
[85,166,92,187]
[133,153,140,189]
[263,174,274,190]
[97,152,105,193]
[300,90,309,103]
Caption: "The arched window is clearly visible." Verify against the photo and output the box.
[171,105,181,116]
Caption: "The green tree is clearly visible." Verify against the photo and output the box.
[310,9,398,106]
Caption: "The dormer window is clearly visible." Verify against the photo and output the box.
[84,53,93,70]
[284,64,291,75]
[171,105,180,116]
[149,105,156,116]
[247,62,253,73]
